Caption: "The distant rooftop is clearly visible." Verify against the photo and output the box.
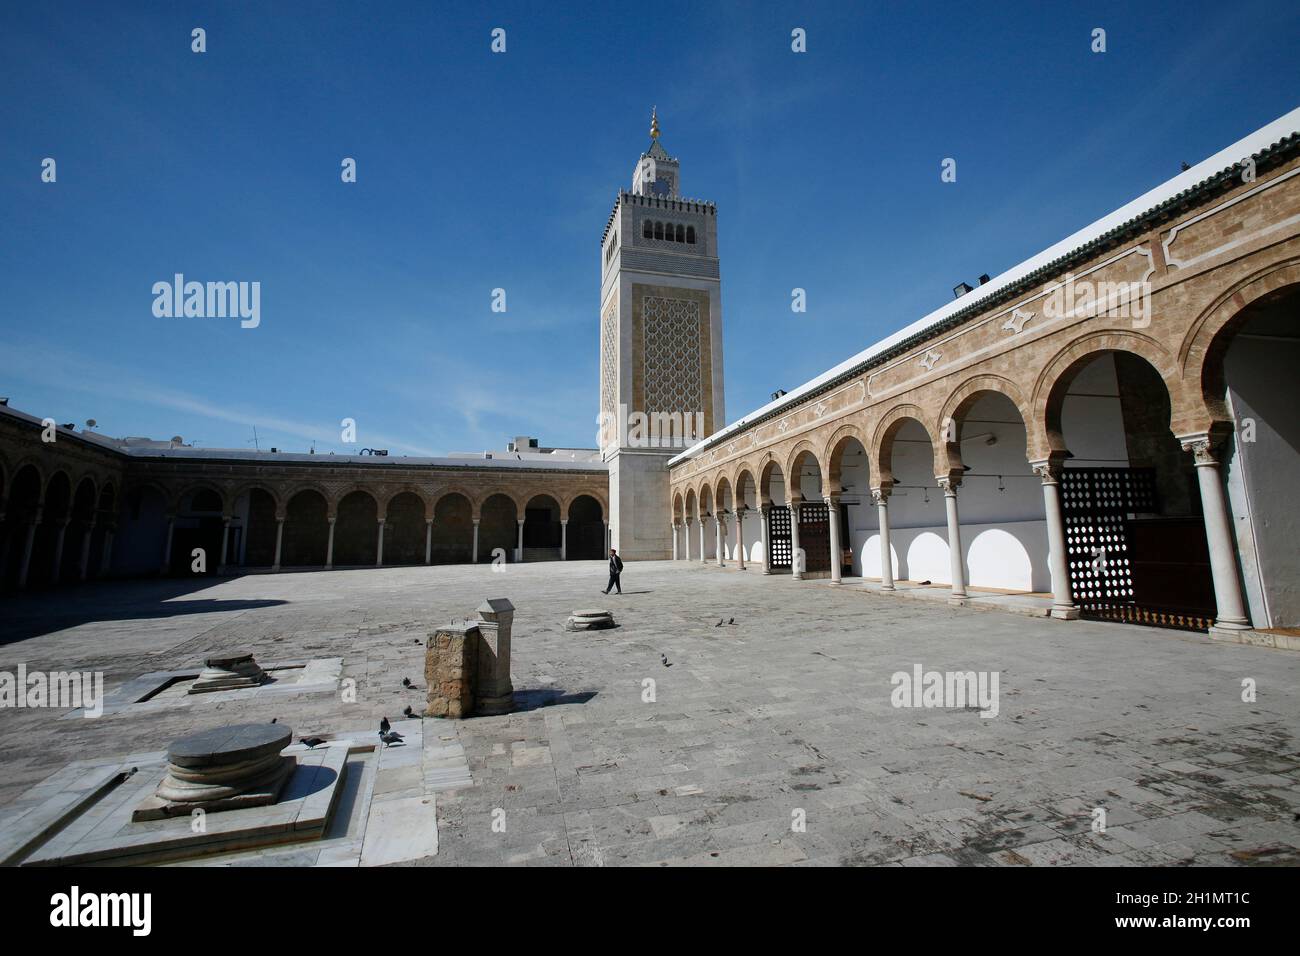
[0,404,607,473]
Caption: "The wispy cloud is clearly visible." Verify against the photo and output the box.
[0,341,441,456]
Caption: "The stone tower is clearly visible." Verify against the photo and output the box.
[599,109,725,559]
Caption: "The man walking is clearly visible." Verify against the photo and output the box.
[603,548,623,595]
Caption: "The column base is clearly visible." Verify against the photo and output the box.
[1050,606,1081,621]
[880,584,896,592]
[476,691,515,716]
[828,579,842,586]
[948,595,968,607]
[1207,623,1258,645]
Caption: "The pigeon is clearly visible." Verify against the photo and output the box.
[919,580,932,586]
[402,677,412,688]
[715,619,724,627]
[299,736,326,749]
[728,618,735,625]
[403,705,418,718]
[380,730,405,747]
[270,718,278,724]
[661,654,673,668]
[379,717,391,736]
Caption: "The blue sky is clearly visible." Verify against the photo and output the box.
[1,0,1296,455]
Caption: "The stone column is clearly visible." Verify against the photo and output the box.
[560,518,568,560]
[872,487,895,591]
[789,500,803,580]
[735,508,746,570]
[760,503,772,574]
[425,519,433,565]
[671,522,679,560]
[1030,459,1078,619]
[217,516,231,574]
[715,512,725,567]
[603,521,609,553]
[684,519,693,561]
[699,517,707,564]
[78,517,96,581]
[51,517,69,584]
[471,518,480,563]
[99,527,115,577]
[271,516,285,571]
[376,518,386,567]
[325,516,336,570]
[161,514,176,575]
[515,518,524,563]
[825,495,842,584]
[18,518,39,589]
[939,477,967,603]
[1180,434,1252,635]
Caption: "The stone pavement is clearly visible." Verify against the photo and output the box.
[1,560,1297,866]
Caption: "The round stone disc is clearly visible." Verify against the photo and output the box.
[204,651,258,668]
[167,723,292,769]
[572,609,612,617]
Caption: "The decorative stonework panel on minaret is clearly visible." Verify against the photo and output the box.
[643,295,703,419]
[599,299,618,445]
[630,283,714,437]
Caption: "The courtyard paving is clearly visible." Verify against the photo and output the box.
[1,560,1298,867]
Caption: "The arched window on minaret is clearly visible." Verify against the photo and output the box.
[686,225,696,244]
[654,222,664,240]
[675,224,685,242]
[643,220,653,239]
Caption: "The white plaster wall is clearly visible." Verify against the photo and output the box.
[858,520,1049,591]
[1224,334,1300,627]
[1059,354,1131,465]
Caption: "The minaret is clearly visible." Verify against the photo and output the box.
[598,110,724,559]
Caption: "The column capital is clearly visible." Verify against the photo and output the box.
[376,517,386,525]
[822,494,839,507]
[1029,458,1066,484]
[936,474,962,494]
[870,487,890,505]
[1177,432,1221,466]
[560,518,569,525]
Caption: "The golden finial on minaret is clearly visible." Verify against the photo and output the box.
[650,106,660,140]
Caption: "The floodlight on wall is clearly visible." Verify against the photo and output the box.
[953,282,973,298]
[978,274,991,285]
